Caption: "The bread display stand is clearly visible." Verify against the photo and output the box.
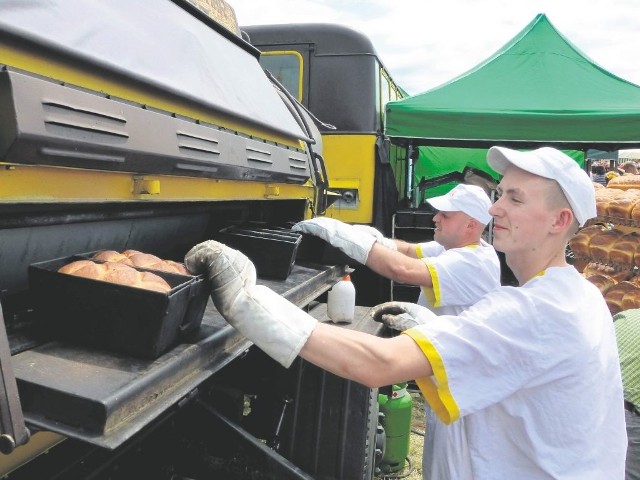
[571,182,640,314]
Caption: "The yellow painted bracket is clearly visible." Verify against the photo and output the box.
[264,184,280,197]
[132,177,160,196]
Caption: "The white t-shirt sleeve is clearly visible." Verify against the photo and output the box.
[420,246,499,308]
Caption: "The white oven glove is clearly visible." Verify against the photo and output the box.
[370,301,437,332]
[292,217,378,265]
[184,240,316,368]
[352,224,398,251]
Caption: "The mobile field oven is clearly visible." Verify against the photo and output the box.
[0,1,383,478]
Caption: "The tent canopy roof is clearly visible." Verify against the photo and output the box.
[385,14,640,150]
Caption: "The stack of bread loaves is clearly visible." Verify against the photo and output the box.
[594,185,640,222]
[570,224,640,314]
[568,225,640,267]
[58,260,172,293]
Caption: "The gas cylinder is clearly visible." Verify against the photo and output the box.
[327,275,355,323]
[377,383,413,473]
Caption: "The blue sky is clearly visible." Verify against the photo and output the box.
[230,0,640,96]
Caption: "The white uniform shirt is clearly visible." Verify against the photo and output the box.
[415,239,501,479]
[415,240,501,315]
[405,266,627,479]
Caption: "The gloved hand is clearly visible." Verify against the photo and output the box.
[185,240,317,368]
[352,224,398,251]
[370,301,437,332]
[292,217,376,264]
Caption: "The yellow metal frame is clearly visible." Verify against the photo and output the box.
[323,134,377,224]
[0,163,316,203]
[260,51,304,103]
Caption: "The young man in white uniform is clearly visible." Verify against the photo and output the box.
[185,146,626,479]
[291,183,501,479]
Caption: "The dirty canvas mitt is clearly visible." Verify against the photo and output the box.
[370,301,437,332]
[292,217,393,265]
[184,240,317,368]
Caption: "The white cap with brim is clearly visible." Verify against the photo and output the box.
[427,184,492,225]
[487,146,596,227]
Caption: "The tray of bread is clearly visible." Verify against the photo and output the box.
[580,262,640,315]
[28,250,209,359]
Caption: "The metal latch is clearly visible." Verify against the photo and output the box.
[0,304,30,454]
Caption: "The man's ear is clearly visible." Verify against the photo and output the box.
[551,208,574,233]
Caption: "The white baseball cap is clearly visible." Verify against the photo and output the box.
[487,146,596,227]
[427,184,492,225]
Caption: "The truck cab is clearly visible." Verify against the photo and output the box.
[0,1,382,478]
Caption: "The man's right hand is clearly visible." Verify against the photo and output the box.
[352,224,398,251]
[292,218,397,264]
[370,301,437,331]
[292,217,376,265]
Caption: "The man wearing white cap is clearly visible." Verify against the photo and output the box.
[289,183,500,317]
[185,146,626,479]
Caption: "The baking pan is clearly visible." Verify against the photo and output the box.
[216,226,302,279]
[76,250,209,338]
[28,255,208,359]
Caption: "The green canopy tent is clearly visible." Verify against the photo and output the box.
[385,13,640,201]
[385,13,640,151]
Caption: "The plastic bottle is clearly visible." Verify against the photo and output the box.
[327,275,355,323]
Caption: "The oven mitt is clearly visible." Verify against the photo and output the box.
[370,301,437,331]
[352,224,398,251]
[185,240,316,368]
[291,217,377,265]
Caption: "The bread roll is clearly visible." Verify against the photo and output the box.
[582,262,631,283]
[622,288,640,311]
[631,202,640,223]
[595,189,619,217]
[589,229,624,264]
[585,273,617,295]
[569,225,606,259]
[605,281,638,315]
[93,250,133,265]
[58,260,172,293]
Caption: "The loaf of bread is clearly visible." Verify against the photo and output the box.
[569,225,607,258]
[589,229,624,264]
[609,232,640,266]
[58,260,172,293]
[585,273,617,295]
[607,174,640,191]
[606,196,640,220]
[92,249,190,275]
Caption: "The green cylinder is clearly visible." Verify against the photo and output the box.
[377,383,413,473]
